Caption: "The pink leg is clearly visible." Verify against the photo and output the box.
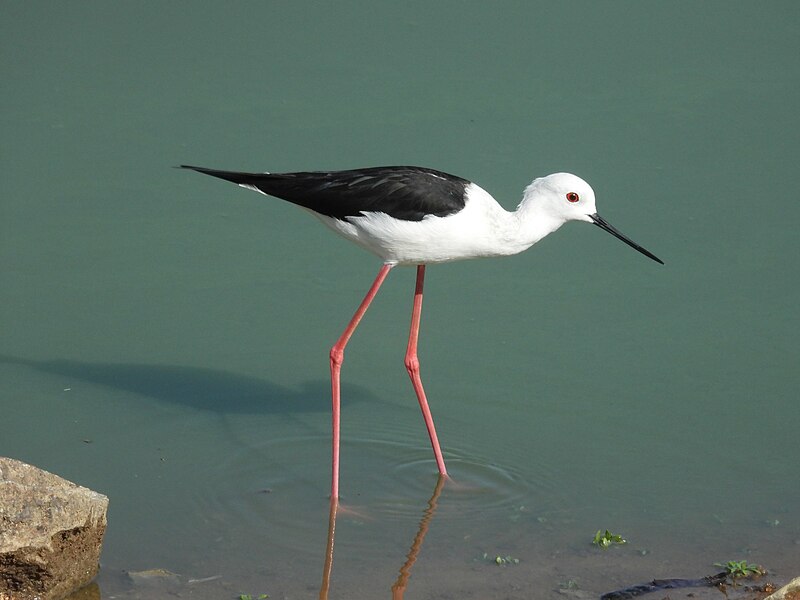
[404,265,448,476]
[329,263,393,499]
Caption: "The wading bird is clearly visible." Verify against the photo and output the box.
[182,165,663,499]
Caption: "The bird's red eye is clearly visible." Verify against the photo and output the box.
[566,192,580,203]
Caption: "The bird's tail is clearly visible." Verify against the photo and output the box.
[179,164,270,186]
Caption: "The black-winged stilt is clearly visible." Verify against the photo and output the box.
[181,165,663,499]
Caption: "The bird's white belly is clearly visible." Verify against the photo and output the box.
[313,186,523,265]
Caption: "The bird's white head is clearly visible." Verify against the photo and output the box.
[518,172,664,264]
[521,172,597,225]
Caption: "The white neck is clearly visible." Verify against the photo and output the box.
[479,196,564,259]
[512,196,566,248]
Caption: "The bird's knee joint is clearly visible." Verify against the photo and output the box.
[330,346,344,367]
[404,354,420,374]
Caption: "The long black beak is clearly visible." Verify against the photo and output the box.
[589,213,664,265]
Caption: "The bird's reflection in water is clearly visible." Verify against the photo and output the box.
[319,475,446,600]
[390,475,446,599]
[319,495,338,600]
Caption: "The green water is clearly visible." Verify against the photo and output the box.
[2,2,798,598]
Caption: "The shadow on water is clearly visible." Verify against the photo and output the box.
[0,354,376,415]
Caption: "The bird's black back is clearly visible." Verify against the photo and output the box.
[181,165,470,222]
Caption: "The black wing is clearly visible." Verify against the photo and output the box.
[180,165,470,222]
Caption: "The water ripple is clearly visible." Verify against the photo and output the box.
[190,430,565,557]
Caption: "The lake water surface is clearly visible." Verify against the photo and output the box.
[2,2,798,598]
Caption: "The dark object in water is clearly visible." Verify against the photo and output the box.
[601,571,728,599]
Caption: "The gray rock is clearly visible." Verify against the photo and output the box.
[765,576,800,600]
[0,457,108,600]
